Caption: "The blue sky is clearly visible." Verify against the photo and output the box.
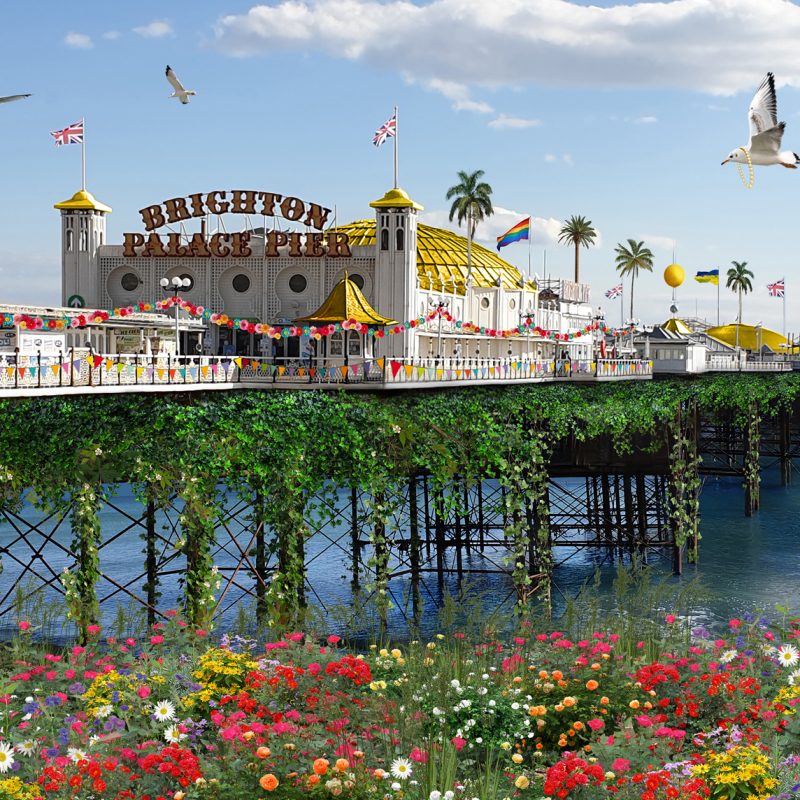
[2,0,800,330]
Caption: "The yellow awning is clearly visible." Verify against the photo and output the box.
[706,323,786,351]
[295,273,397,325]
[54,189,112,213]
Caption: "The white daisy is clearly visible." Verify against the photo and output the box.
[164,724,187,743]
[94,704,113,718]
[152,700,176,722]
[719,649,738,664]
[67,747,87,763]
[788,668,800,686]
[777,644,800,667]
[0,741,15,773]
[15,740,37,757]
[390,757,413,780]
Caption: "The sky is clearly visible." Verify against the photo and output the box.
[2,0,800,331]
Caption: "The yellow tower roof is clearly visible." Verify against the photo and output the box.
[295,273,397,325]
[331,219,536,292]
[663,318,693,335]
[369,187,424,211]
[54,189,112,213]
[706,323,786,351]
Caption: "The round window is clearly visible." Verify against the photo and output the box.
[509,298,516,309]
[289,274,307,293]
[121,272,140,292]
[232,274,251,293]
[480,297,490,309]
[179,273,194,291]
[350,273,365,290]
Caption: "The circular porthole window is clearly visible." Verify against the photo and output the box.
[232,273,251,293]
[480,297,490,309]
[121,272,140,292]
[289,274,307,293]
[179,273,194,291]
[350,273,365,290]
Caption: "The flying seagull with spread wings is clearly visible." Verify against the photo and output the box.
[0,94,31,105]
[722,72,798,168]
[165,66,195,105]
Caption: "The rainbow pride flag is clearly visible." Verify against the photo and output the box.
[496,217,531,251]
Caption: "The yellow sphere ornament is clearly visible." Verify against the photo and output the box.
[663,263,685,288]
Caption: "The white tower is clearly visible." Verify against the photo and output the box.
[369,187,423,359]
[54,189,112,308]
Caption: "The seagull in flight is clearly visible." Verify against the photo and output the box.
[165,66,195,105]
[0,94,31,105]
[722,72,798,169]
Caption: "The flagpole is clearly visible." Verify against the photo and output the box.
[620,284,624,328]
[81,118,86,191]
[783,275,786,337]
[717,276,720,327]
[393,105,398,189]
[527,216,531,279]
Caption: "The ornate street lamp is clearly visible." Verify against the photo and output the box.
[159,276,192,356]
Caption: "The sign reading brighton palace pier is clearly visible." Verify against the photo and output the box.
[122,190,351,258]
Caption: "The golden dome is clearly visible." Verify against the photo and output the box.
[332,219,535,292]
[54,189,112,213]
[296,273,396,325]
[369,187,424,211]
[662,317,692,334]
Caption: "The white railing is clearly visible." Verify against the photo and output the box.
[0,352,655,392]
[705,356,792,372]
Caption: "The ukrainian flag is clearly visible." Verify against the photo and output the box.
[695,269,719,285]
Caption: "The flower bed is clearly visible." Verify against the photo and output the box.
[2,614,800,799]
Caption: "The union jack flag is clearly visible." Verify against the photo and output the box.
[605,283,623,299]
[51,119,84,146]
[372,113,396,147]
[768,278,785,298]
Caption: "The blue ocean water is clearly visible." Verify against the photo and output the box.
[1,468,798,637]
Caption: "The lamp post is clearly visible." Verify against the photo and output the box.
[429,297,450,361]
[159,276,192,356]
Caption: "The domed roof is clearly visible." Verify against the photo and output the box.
[333,219,535,292]
[706,323,786,352]
[54,189,112,213]
[369,187,424,211]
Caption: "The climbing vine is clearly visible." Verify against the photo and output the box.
[0,373,798,630]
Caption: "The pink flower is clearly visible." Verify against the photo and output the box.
[587,718,604,731]
[72,646,85,655]
[137,686,151,699]
[195,629,208,637]
[611,758,631,773]
[86,624,101,635]
[327,635,341,645]
[18,620,31,631]
[513,636,526,645]
[765,631,775,641]
[729,618,742,629]
[45,671,57,681]
[286,631,304,642]
[636,641,645,649]
[410,747,429,763]
[451,736,466,751]
[64,669,75,680]
[307,662,321,676]
[453,632,466,640]
[150,635,164,645]
[665,614,676,624]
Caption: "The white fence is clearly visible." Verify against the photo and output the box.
[705,355,792,373]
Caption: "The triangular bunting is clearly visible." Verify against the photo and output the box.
[169,369,177,380]
[201,366,209,378]
[298,368,305,377]
[446,370,453,380]
[404,364,413,378]
[456,369,462,378]
[436,369,443,380]
[390,360,402,378]
[364,362,371,376]
[417,366,425,377]
[18,367,26,378]
[309,368,316,378]
[116,362,125,374]
[104,359,114,371]
[210,363,219,374]
[234,357,243,369]
[340,365,349,378]
[157,368,165,380]
[178,368,186,379]
[377,357,385,370]
[136,366,145,378]
[51,364,60,377]
[278,366,286,376]
[5,367,13,378]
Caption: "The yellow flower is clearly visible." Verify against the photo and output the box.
[514,775,530,789]
[391,648,402,658]
[512,754,524,764]
[379,648,389,657]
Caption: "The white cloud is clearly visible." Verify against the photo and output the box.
[64,32,92,49]
[488,114,541,129]
[544,152,573,165]
[639,234,676,251]
[544,153,557,162]
[421,78,493,113]
[133,20,173,38]
[212,0,800,96]
[102,31,121,40]
[635,115,658,124]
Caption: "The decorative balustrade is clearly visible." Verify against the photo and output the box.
[705,355,792,372]
[0,351,654,393]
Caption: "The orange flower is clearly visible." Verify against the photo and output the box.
[256,746,271,759]
[335,758,350,772]
[562,696,576,708]
[591,662,601,671]
[600,696,610,705]
[259,774,279,791]
[551,670,563,681]
[538,670,549,679]
[308,775,320,786]
[629,700,640,709]
[586,679,599,691]
[573,721,584,731]
[313,758,330,775]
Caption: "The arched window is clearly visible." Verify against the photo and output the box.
[380,228,389,251]
[65,229,74,253]
[395,227,404,251]
[330,331,344,356]
[79,230,88,251]
[348,330,361,356]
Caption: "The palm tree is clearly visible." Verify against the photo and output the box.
[446,170,494,286]
[558,215,597,284]
[613,239,654,321]
[726,260,754,325]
